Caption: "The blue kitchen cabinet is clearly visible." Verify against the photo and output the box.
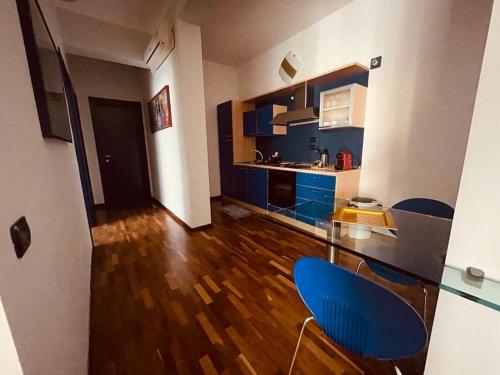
[295,172,336,225]
[256,105,274,135]
[234,166,247,202]
[217,101,234,197]
[243,104,287,137]
[296,173,336,191]
[243,110,257,136]
[233,166,268,209]
[246,167,268,209]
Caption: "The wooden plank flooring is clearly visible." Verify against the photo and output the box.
[89,199,436,375]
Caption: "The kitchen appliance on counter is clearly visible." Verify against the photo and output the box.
[318,148,330,167]
[268,152,282,165]
[268,169,296,208]
[335,151,352,171]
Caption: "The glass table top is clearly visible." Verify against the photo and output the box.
[440,265,500,311]
[264,198,453,285]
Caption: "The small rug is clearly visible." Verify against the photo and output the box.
[221,205,252,219]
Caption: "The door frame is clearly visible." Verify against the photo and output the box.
[88,97,151,205]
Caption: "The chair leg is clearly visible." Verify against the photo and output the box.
[288,316,314,375]
[422,286,428,324]
[355,259,365,274]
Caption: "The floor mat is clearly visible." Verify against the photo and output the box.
[221,204,252,218]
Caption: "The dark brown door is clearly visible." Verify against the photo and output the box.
[89,97,151,206]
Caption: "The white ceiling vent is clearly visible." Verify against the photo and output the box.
[144,20,175,72]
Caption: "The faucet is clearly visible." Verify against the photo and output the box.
[252,149,264,161]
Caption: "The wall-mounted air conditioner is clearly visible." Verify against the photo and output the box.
[144,20,175,72]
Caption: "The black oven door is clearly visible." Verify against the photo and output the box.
[268,170,296,208]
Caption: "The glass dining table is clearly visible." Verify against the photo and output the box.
[263,198,453,286]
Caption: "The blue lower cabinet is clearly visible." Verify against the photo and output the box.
[294,172,336,225]
[295,198,333,224]
[246,168,268,209]
[296,173,336,191]
[234,166,247,201]
[296,184,334,203]
[295,213,316,226]
[268,204,296,218]
[220,140,234,197]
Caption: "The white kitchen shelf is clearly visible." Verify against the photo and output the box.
[323,104,350,111]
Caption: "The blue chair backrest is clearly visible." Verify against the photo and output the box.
[393,198,454,219]
[294,257,427,359]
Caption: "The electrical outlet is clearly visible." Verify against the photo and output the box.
[370,56,382,69]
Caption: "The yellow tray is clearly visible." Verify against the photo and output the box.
[331,207,397,230]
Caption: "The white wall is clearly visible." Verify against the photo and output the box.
[146,20,211,228]
[238,0,492,207]
[67,54,150,204]
[202,60,238,197]
[0,298,22,375]
[0,0,93,374]
[443,0,500,281]
[425,2,500,373]
[425,290,500,374]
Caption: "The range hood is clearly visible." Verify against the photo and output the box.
[270,82,319,126]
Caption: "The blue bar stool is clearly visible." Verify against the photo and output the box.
[290,257,427,374]
[355,198,454,323]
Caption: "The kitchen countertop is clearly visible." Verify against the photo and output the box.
[234,162,360,176]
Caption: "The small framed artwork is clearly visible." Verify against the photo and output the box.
[148,85,173,133]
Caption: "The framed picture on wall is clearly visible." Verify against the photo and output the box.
[16,0,73,142]
[148,85,173,133]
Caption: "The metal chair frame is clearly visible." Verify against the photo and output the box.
[355,259,428,323]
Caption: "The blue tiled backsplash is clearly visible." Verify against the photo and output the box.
[255,72,368,166]
[256,126,364,165]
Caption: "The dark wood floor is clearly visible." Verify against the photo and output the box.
[89,199,436,375]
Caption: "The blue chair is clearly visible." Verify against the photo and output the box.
[393,198,454,220]
[290,257,427,374]
[355,198,454,323]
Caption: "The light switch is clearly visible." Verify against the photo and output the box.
[10,216,31,259]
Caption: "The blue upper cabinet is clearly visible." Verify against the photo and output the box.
[246,168,268,209]
[256,105,274,135]
[243,110,257,136]
[243,104,288,137]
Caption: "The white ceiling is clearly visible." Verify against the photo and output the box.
[54,0,354,68]
[180,0,354,66]
[55,0,171,33]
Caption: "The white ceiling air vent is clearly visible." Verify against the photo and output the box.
[144,20,175,73]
